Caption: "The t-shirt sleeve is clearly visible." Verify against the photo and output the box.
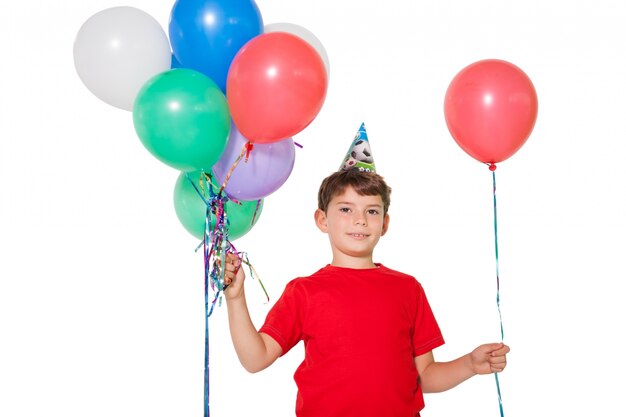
[259,279,305,356]
[412,281,445,357]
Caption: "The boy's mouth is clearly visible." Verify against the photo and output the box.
[348,233,369,239]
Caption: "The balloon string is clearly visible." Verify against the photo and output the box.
[187,172,267,301]
[491,169,504,417]
[204,204,210,417]
[219,142,250,194]
[241,252,269,303]
[250,199,262,228]
[193,173,229,417]
[186,172,269,417]
[203,183,218,417]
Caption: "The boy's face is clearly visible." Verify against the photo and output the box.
[314,186,389,266]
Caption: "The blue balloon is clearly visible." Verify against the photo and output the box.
[170,53,182,69]
[169,0,263,92]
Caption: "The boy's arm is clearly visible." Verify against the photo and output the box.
[415,343,510,393]
[224,254,282,373]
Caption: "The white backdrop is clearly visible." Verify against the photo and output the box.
[1,1,625,416]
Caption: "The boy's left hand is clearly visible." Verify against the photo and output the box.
[470,343,510,374]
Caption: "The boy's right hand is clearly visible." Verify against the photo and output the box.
[223,252,245,300]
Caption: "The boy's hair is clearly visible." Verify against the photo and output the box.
[317,170,392,215]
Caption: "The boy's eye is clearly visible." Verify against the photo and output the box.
[339,207,351,213]
[367,209,380,215]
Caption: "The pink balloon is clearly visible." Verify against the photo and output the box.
[444,59,538,167]
[212,123,296,200]
[226,32,328,143]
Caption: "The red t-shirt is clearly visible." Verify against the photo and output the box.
[259,264,445,417]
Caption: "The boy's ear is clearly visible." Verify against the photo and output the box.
[314,209,328,233]
[381,214,390,236]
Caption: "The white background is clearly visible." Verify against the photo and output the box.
[1,1,625,416]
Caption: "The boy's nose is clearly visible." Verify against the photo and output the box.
[354,215,367,226]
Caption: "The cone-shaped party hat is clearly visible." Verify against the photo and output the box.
[339,122,376,173]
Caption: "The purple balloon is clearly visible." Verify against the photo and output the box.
[212,123,296,200]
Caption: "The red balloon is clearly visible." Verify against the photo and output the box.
[226,32,328,143]
[444,59,538,167]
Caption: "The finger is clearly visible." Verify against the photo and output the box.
[484,342,505,352]
[218,257,234,269]
[490,344,510,357]
[489,356,507,367]
[489,357,507,374]
[490,364,505,373]
[226,253,242,266]
[225,257,243,272]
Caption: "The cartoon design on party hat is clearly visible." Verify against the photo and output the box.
[339,122,376,173]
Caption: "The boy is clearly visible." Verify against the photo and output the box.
[223,126,510,416]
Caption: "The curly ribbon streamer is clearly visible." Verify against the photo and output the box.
[219,142,250,195]
[489,164,505,417]
[185,151,269,417]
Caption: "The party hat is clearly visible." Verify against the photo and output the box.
[339,122,376,173]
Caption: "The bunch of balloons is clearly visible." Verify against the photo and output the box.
[74,3,328,415]
[73,0,329,243]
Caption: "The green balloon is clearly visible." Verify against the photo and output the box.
[173,171,264,241]
[133,69,230,171]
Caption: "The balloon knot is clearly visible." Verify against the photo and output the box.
[245,142,254,162]
[489,163,497,171]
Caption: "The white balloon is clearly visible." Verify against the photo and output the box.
[264,22,330,79]
[73,7,171,111]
